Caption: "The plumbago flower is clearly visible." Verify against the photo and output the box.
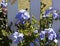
[34,30,38,34]
[34,38,40,46]
[48,28,57,40]
[30,42,35,46]
[54,39,58,44]
[39,31,46,40]
[45,7,53,15]
[44,28,58,45]
[0,1,8,8]
[40,27,58,45]
[52,10,58,19]
[43,7,59,20]
[15,9,30,25]
[9,32,24,44]
[43,7,53,17]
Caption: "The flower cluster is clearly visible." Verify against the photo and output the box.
[15,9,30,25]
[43,7,59,19]
[9,32,24,44]
[40,27,58,44]
[0,0,8,8]
[14,9,59,46]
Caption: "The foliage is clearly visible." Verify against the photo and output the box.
[0,30,12,46]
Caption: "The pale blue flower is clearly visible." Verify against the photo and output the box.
[46,42,49,45]
[15,9,30,24]
[34,30,38,33]
[30,42,35,46]
[34,38,40,46]
[14,33,24,44]
[48,28,57,40]
[45,7,53,15]
[52,10,58,19]
[13,32,19,39]
[54,39,58,44]
[10,32,24,44]
[48,34,54,40]
[14,38,20,44]
[42,7,53,17]
[1,2,7,8]
[16,9,30,20]
[39,31,46,40]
